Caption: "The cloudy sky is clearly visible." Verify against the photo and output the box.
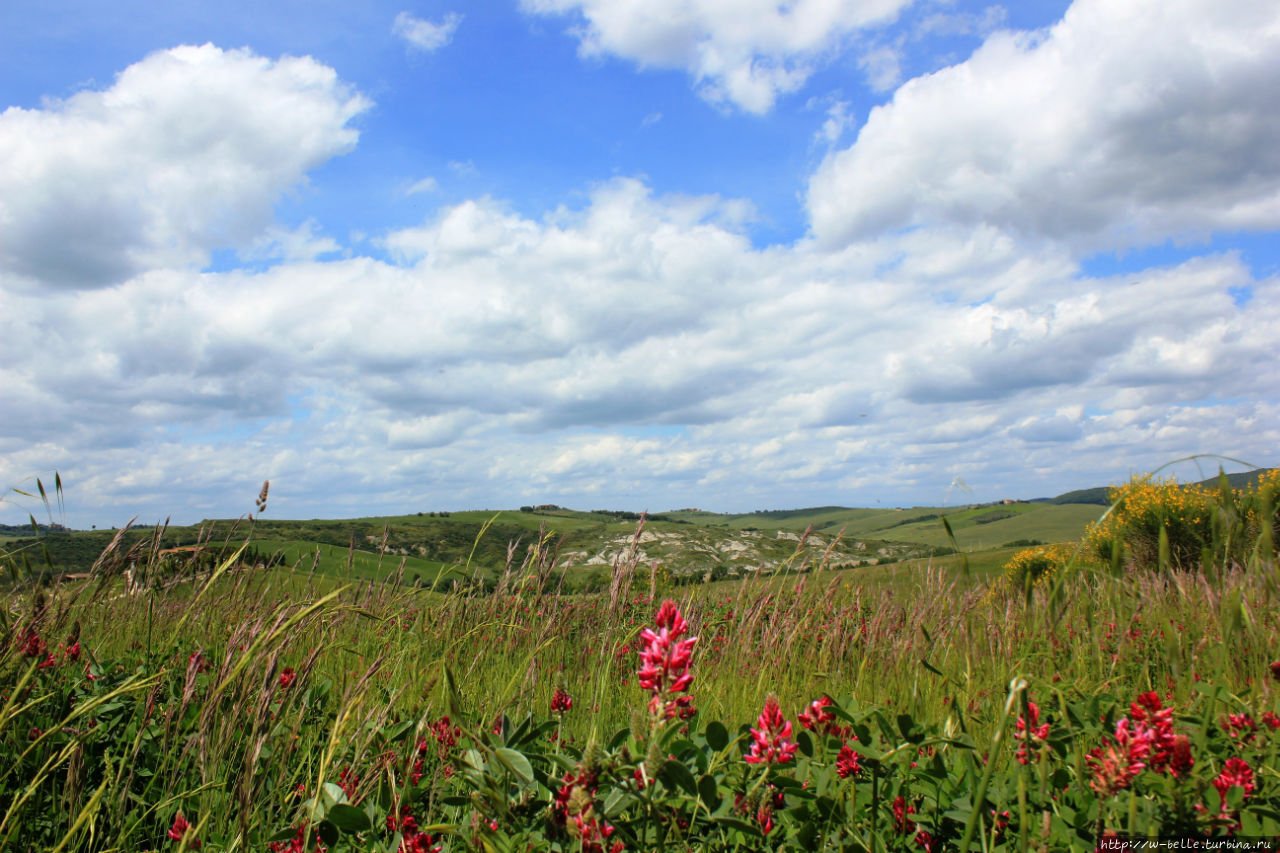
[1,0,1277,526]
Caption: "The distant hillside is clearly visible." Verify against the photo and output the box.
[1049,468,1274,506]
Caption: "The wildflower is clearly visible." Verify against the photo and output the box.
[1129,693,1176,773]
[892,796,916,834]
[755,804,775,835]
[1015,701,1050,764]
[19,628,46,659]
[1271,661,1280,682]
[278,667,297,689]
[1087,717,1153,797]
[551,687,573,714]
[268,823,328,853]
[1222,713,1257,741]
[63,639,82,663]
[836,743,861,778]
[798,695,846,737]
[637,599,698,720]
[167,813,201,848]
[1214,757,1255,800]
[188,651,211,673]
[387,807,441,853]
[1169,734,1194,779]
[1261,711,1280,730]
[745,696,797,765]
[337,767,359,800]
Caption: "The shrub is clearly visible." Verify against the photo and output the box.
[1084,476,1214,571]
[997,542,1080,595]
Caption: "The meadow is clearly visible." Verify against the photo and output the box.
[1,471,1277,850]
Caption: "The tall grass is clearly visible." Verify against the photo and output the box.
[1,473,1277,848]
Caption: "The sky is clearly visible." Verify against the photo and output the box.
[1,0,1277,527]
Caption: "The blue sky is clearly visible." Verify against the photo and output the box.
[1,0,1277,526]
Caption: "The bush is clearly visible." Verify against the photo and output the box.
[997,542,1080,595]
[1084,476,1214,571]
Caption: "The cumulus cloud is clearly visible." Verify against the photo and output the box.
[0,44,369,289]
[520,0,913,113]
[3,167,1276,523]
[2,12,1278,525]
[808,0,1280,250]
[392,11,462,53]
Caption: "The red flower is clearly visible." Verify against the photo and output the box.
[1270,661,1280,682]
[1169,734,1194,779]
[188,651,211,673]
[798,695,846,737]
[836,744,861,778]
[63,639,82,663]
[1129,693,1176,773]
[1214,757,1255,800]
[1222,713,1257,741]
[744,696,797,765]
[892,795,916,834]
[1015,701,1050,764]
[1086,717,1153,797]
[1261,711,1280,730]
[278,667,297,689]
[637,599,698,720]
[551,687,573,714]
[167,813,200,847]
[19,628,46,659]
[268,823,329,853]
[755,804,775,835]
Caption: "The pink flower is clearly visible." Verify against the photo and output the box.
[1015,701,1050,764]
[1222,713,1257,741]
[798,695,847,737]
[551,687,573,714]
[744,696,797,765]
[835,744,861,778]
[1129,693,1176,773]
[1169,734,1194,779]
[637,600,698,720]
[19,628,46,659]
[167,813,200,847]
[1086,717,1153,797]
[1214,757,1255,800]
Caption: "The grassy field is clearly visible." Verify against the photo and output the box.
[2,474,1277,850]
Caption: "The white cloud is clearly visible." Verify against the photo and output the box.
[858,45,902,92]
[403,176,440,196]
[808,0,1280,250]
[3,168,1276,523]
[2,14,1278,525]
[521,0,913,113]
[393,11,463,53]
[0,44,369,289]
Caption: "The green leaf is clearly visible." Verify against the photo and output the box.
[698,774,721,812]
[327,803,371,833]
[797,729,814,758]
[316,820,340,848]
[658,759,698,796]
[704,721,729,752]
[495,747,535,784]
[713,815,762,837]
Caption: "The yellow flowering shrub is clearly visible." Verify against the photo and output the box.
[1084,476,1214,571]
[998,542,1080,594]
